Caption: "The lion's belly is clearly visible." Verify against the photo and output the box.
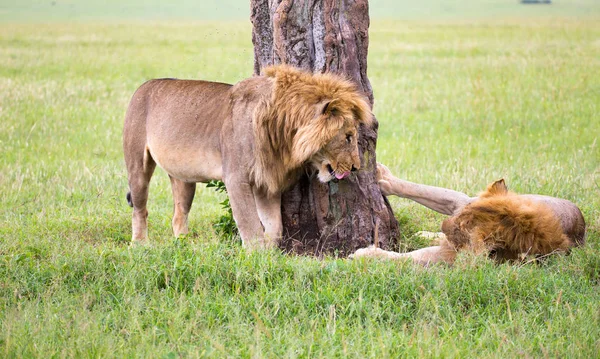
[147,142,223,183]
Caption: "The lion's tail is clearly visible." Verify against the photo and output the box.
[126,191,133,207]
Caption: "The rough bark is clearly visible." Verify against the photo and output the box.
[250,0,399,256]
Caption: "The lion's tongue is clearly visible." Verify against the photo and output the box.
[335,171,350,180]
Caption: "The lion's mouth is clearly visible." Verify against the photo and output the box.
[326,164,350,180]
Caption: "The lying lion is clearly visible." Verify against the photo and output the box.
[351,164,586,265]
[123,65,372,248]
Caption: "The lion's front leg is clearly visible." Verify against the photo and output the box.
[225,178,269,250]
[253,188,282,250]
[349,246,407,260]
[350,242,458,266]
[377,163,475,216]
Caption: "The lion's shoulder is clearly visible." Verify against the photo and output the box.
[230,76,275,102]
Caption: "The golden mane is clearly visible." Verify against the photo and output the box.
[251,65,373,193]
[443,179,573,260]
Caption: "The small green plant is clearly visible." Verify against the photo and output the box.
[206,180,238,239]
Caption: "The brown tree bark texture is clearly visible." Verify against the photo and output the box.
[250,0,399,256]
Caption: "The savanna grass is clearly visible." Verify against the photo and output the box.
[1,2,599,357]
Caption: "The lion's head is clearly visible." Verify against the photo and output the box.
[253,65,373,193]
[441,178,573,261]
[306,100,363,182]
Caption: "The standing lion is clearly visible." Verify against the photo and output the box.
[123,65,373,249]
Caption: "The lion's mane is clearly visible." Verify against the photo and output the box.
[251,65,373,193]
[442,179,573,261]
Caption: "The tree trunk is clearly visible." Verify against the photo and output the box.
[250,0,399,257]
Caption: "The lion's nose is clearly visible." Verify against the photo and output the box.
[351,165,358,172]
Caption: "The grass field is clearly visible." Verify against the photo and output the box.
[1,1,600,357]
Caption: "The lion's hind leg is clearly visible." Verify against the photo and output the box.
[125,147,156,245]
[169,176,196,237]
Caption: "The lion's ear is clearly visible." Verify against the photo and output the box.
[319,99,341,116]
[352,98,374,127]
[484,179,508,197]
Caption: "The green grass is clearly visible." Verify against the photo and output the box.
[1,1,600,357]
[0,0,250,22]
[2,0,600,22]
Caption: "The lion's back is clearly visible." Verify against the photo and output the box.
[124,78,235,183]
[125,78,233,130]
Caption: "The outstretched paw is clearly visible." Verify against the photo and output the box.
[376,163,396,196]
[376,163,393,182]
[350,245,397,260]
[378,179,394,196]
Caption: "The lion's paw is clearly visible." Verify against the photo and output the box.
[378,180,394,197]
[376,163,394,182]
[129,238,151,248]
[350,246,394,260]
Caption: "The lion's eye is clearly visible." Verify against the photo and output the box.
[346,134,353,143]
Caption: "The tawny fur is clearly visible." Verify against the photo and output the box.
[252,65,373,193]
[352,164,585,265]
[441,179,574,262]
[123,65,372,248]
